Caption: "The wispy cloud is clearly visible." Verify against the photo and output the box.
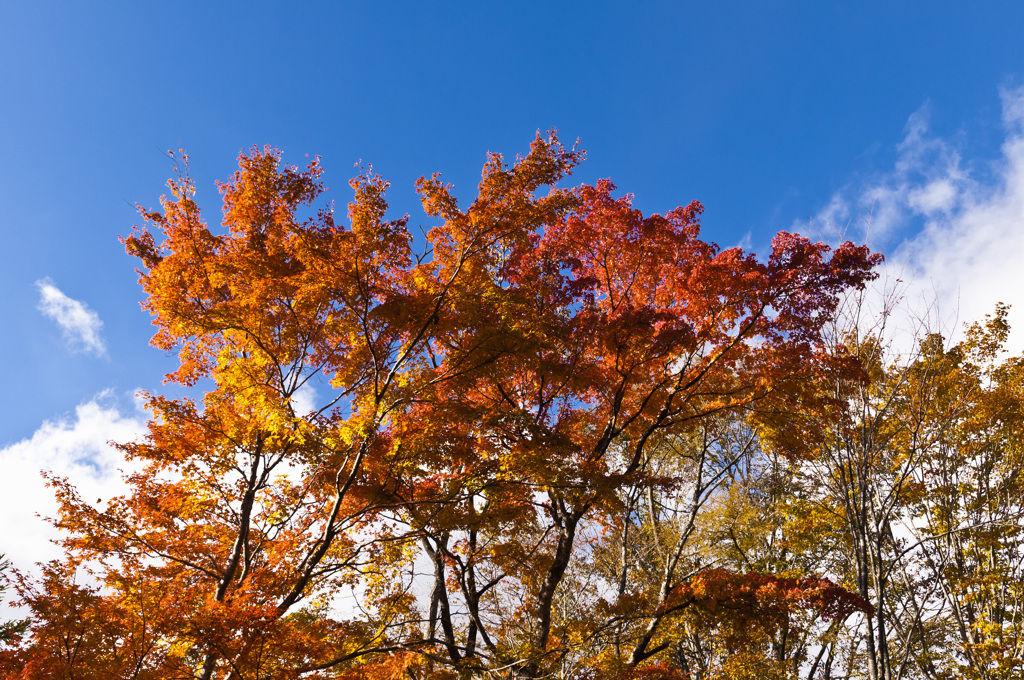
[0,393,145,569]
[35,278,106,356]
[801,87,1024,353]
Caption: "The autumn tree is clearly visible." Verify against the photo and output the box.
[2,134,880,680]
[769,282,1024,680]
[897,306,1024,679]
[663,416,865,678]
[376,160,881,676]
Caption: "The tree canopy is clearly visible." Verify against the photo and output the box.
[4,135,1020,680]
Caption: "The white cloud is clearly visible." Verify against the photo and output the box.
[0,394,145,571]
[804,88,1024,354]
[906,177,958,215]
[290,382,318,416]
[35,278,106,356]
[733,230,754,252]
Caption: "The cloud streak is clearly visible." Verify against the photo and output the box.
[36,278,106,356]
[802,86,1024,353]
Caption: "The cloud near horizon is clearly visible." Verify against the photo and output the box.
[801,86,1024,354]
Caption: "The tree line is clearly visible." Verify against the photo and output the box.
[1,135,1020,679]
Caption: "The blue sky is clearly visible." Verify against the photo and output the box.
[3,2,1024,569]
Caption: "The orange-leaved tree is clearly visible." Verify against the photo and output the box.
[2,133,879,680]
[383,170,878,678]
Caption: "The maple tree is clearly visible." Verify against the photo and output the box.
[1,134,884,679]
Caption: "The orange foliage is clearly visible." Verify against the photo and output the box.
[3,135,879,679]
